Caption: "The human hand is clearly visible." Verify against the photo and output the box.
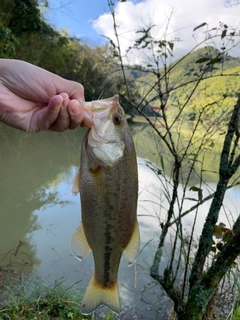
[0,59,93,132]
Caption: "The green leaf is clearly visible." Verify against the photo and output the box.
[221,29,227,39]
[210,246,216,253]
[189,186,203,201]
[169,42,174,51]
[193,22,207,31]
[222,230,232,242]
[160,154,165,172]
[141,41,151,49]
[214,225,223,236]
[189,186,201,192]
[103,36,116,48]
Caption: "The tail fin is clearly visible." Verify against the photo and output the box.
[81,275,120,315]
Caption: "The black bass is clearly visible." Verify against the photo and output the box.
[71,95,139,314]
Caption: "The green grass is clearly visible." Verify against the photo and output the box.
[233,306,240,320]
[0,274,115,320]
[232,286,240,320]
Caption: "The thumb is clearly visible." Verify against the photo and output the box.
[31,95,63,132]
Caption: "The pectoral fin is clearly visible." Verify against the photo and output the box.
[72,169,80,196]
[70,222,91,260]
[124,219,140,266]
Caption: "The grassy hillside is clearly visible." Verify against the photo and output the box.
[133,46,240,120]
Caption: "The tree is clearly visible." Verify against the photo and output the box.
[107,1,240,318]
[0,0,68,64]
[0,0,132,108]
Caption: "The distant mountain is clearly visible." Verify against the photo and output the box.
[131,46,240,119]
[130,46,240,80]
[168,46,240,81]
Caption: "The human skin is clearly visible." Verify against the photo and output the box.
[0,59,93,132]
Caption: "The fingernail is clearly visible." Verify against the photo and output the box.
[60,93,69,100]
[78,98,85,105]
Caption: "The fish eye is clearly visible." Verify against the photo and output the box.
[113,114,121,125]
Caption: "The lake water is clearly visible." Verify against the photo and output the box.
[0,120,239,319]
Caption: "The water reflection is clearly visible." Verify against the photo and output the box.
[131,118,235,184]
[0,125,85,274]
[0,122,239,319]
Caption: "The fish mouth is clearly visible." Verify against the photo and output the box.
[83,95,119,120]
[80,105,111,130]
[84,95,119,110]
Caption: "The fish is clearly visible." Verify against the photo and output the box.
[70,94,140,315]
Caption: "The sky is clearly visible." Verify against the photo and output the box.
[45,0,112,45]
[45,0,240,64]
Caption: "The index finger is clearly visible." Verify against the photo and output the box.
[57,79,85,103]
[68,100,93,129]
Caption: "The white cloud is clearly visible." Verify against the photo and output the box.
[92,0,240,64]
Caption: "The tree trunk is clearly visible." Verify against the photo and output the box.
[203,292,217,320]
[184,230,240,319]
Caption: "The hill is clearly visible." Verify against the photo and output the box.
[132,46,240,119]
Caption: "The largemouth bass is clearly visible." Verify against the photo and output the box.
[71,95,140,315]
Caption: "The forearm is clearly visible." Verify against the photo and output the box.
[0,59,84,101]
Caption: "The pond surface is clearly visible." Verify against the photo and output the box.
[0,120,239,319]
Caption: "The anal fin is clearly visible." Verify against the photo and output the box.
[124,219,140,266]
[70,222,91,260]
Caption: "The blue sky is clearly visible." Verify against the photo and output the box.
[45,0,112,46]
[45,0,240,63]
